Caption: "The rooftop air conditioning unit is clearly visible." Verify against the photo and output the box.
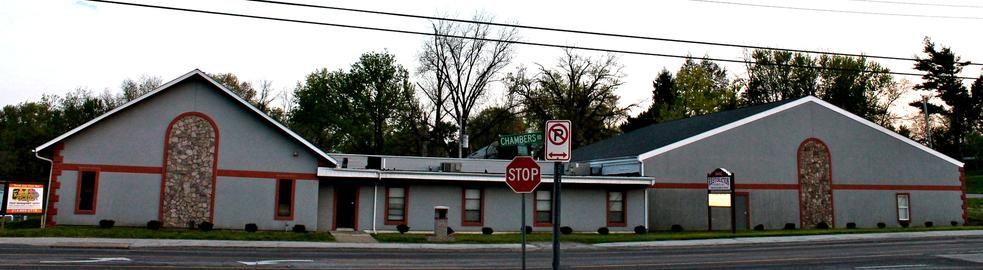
[440,162,462,172]
[366,156,382,170]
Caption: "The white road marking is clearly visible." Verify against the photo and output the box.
[855,265,929,269]
[237,259,314,265]
[40,257,132,264]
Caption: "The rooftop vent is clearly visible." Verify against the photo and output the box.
[440,162,462,172]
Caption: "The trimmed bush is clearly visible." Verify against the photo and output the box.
[482,227,494,235]
[244,223,258,232]
[560,226,573,235]
[396,224,410,234]
[199,222,214,232]
[292,224,307,233]
[846,222,857,229]
[670,224,684,232]
[446,227,455,235]
[524,226,533,234]
[877,222,886,229]
[98,219,115,229]
[899,220,910,228]
[147,220,162,230]
[753,224,765,231]
[634,225,647,235]
[597,227,609,235]
[783,223,796,230]
[924,221,933,228]
[815,222,830,229]
[951,221,960,226]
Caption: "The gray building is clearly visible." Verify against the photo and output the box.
[573,96,967,230]
[33,69,650,233]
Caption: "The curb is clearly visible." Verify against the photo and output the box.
[593,230,983,248]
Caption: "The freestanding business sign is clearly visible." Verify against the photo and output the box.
[707,168,735,234]
[6,183,44,214]
[544,120,571,162]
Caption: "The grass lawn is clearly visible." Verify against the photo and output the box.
[374,226,983,244]
[0,225,334,242]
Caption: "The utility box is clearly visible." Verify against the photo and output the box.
[427,206,454,242]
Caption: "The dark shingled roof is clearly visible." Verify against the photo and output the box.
[572,97,801,162]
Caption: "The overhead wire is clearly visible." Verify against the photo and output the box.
[244,0,982,66]
[690,0,983,20]
[86,0,980,80]
[850,0,983,9]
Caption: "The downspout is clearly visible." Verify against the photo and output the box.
[372,170,380,234]
[640,161,649,229]
[33,150,53,229]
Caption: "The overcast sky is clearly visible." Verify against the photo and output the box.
[2,0,981,117]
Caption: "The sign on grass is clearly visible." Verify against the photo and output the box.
[6,183,44,214]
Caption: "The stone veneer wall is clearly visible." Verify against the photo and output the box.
[162,114,217,228]
[798,139,833,228]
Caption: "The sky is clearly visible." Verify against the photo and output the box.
[1,0,981,118]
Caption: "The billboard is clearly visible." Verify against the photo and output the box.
[6,183,44,214]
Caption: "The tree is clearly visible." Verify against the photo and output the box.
[909,37,980,157]
[817,55,894,123]
[622,69,675,132]
[510,50,629,148]
[421,14,517,157]
[290,52,418,155]
[743,49,818,105]
[672,57,738,118]
[120,75,163,102]
[468,106,527,150]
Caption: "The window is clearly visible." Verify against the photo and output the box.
[275,179,294,220]
[607,191,626,227]
[897,193,910,222]
[462,188,483,226]
[75,170,99,214]
[535,190,552,226]
[386,187,407,225]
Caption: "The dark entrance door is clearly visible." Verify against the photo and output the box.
[735,194,749,230]
[334,186,358,230]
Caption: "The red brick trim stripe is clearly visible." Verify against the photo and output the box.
[63,164,162,174]
[217,169,318,180]
[652,182,962,191]
[831,184,962,191]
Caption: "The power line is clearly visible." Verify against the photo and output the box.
[86,0,980,80]
[851,0,983,9]
[691,0,983,20]
[244,0,982,66]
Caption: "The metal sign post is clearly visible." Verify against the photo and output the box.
[505,156,541,270]
[544,120,571,270]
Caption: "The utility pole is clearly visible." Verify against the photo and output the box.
[923,95,932,148]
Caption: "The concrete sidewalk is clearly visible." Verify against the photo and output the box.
[968,193,983,199]
[1,230,981,250]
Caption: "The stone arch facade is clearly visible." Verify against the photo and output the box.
[160,112,219,228]
[797,138,833,228]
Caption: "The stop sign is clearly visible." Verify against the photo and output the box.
[506,156,542,193]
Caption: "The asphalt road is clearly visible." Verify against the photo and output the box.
[2,236,983,269]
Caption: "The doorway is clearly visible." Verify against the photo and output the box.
[333,185,359,230]
[735,193,750,230]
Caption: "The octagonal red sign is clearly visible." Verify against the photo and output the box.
[506,156,542,193]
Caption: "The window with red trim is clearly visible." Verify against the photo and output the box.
[607,191,626,227]
[897,193,910,222]
[386,187,407,225]
[535,190,552,226]
[75,170,99,214]
[462,188,483,226]
[275,179,295,220]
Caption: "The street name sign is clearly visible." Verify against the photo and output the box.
[499,133,544,146]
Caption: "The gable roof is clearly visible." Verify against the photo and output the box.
[33,69,338,167]
[573,96,963,167]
